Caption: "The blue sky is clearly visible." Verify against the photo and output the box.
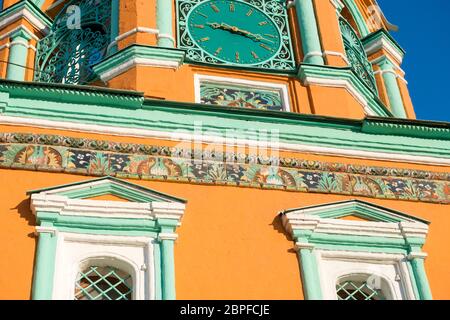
[378,0,450,122]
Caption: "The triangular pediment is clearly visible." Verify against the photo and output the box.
[27,176,186,204]
[283,199,429,224]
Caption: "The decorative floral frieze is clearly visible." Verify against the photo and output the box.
[200,81,285,111]
[0,133,449,203]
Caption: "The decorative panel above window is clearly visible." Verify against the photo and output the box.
[339,18,377,94]
[34,0,112,85]
[196,75,290,111]
[176,0,296,72]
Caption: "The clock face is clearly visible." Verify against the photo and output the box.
[186,0,282,65]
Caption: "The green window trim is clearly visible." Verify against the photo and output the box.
[282,200,433,300]
[30,177,187,300]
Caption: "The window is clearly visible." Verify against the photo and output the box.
[34,0,112,84]
[336,276,386,301]
[281,200,433,300]
[339,17,377,94]
[195,75,290,112]
[30,177,187,300]
[75,265,133,300]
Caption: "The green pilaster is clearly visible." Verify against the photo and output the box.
[380,60,407,118]
[160,237,176,300]
[157,0,175,48]
[6,29,32,81]
[410,256,432,300]
[32,224,57,300]
[294,0,324,65]
[109,0,120,54]
[297,246,323,300]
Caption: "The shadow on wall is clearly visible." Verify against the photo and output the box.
[13,198,36,238]
[271,214,297,254]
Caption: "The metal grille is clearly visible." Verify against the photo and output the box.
[336,280,384,300]
[34,0,111,85]
[74,266,133,300]
[339,18,377,94]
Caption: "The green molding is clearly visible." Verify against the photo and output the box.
[284,199,430,224]
[341,0,370,37]
[0,79,144,108]
[37,212,159,234]
[93,45,185,81]
[362,29,406,59]
[28,176,187,203]
[0,0,52,29]
[1,79,450,160]
[298,64,391,117]
[363,116,450,140]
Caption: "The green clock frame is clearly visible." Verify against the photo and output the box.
[176,0,296,72]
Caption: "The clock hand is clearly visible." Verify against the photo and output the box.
[247,33,275,44]
[207,22,273,44]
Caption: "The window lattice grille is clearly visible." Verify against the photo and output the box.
[34,0,112,85]
[339,18,377,94]
[336,280,385,300]
[74,266,133,300]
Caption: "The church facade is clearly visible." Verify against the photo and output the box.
[0,0,449,300]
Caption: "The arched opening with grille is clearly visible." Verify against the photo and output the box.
[339,16,377,94]
[336,274,393,301]
[74,257,135,301]
[34,0,112,85]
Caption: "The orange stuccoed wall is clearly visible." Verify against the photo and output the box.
[0,126,449,300]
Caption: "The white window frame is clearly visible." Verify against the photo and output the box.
[316,250,416,300]
[52,232,156,300]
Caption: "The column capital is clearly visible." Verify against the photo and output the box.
[158,233,178,241]
[407,252,428,261]
[10,29,33,41]
[294,242,315,251]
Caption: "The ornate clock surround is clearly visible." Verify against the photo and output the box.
[176,0,296,72]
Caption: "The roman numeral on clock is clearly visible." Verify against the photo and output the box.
[260,43,272,51]
[211,4,220,12]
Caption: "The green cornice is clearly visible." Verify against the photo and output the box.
[362,29,406,57]
[283,199,430,224]
[0,79,144,108]
[298,64,393,117]
[37,212,159,236]
[0,0,52,30]
[0,79,449,161]
[363,117,450,140]
[93,45,186,81]
[27,176,187,203]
